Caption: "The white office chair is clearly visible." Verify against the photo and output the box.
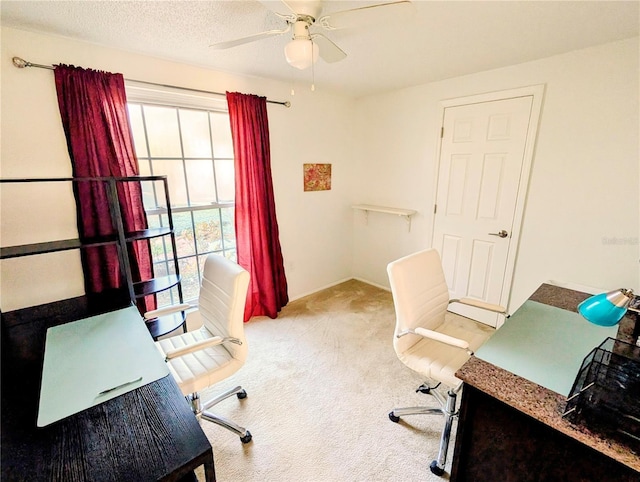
[386,248,507,476]
[148,254,252,443]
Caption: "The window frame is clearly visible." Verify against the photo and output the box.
[125,82,236,306]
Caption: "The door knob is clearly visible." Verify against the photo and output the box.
[489,230,509,238]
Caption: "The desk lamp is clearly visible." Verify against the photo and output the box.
[578,288,634,326]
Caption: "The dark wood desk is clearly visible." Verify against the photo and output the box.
[1,293,215,482]
[452,283,640,481]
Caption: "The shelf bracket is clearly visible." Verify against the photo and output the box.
[351,204,417,233]
[402,214,413,232]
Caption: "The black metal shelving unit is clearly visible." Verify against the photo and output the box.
[0,176,186,339]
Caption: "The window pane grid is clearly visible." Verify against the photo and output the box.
[175,109,193,210]
[128,101,236,306]
[208,112,220,204]
[136,105,161,208]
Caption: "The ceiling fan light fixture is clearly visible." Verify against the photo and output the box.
[284,38,319,70]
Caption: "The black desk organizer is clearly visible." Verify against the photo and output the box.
[563,337,640,452]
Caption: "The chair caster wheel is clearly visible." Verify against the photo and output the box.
[416,383,431,394]
[388,412,400,423]
[429,460,445,476]
[240,430,252,444]
[237,389,247,399]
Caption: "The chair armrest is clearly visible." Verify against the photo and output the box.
[164,336,224,360]
[397,327,470,352]
[144,303,193,321]
[414,327,470,350]
[163,336,243,361]
[451,298,507,314]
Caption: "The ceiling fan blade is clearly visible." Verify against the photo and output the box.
[319,1,413,30]
[257,0,297,19]
[311,34,347,63]
[210,25,291,49]
[259,0,325,20]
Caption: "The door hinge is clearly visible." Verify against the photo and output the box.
[440,127,444,138]
[434,204,437,214]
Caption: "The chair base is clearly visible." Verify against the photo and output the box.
[389,383,458,477]
[188,385,252,444]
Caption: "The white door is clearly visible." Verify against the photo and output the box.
[432,90,541,327]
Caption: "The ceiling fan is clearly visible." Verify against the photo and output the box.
[211,0,412,70]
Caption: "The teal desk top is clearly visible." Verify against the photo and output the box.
[38,306,169,427]
[475,300,618,396]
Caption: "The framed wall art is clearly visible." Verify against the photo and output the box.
[303,163,332,192]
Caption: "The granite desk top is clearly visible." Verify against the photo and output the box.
[456,283,640,472]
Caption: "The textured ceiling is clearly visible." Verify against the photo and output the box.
[2,0,639,98]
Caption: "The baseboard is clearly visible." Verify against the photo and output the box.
[352,277,391,292]
[288,277,354,302]
[288,277,390,302]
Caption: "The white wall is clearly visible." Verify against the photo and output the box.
[2,26,638,315]
[352,38,639,311]
[0,26,355,311]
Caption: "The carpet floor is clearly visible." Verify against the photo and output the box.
[192,279,456,481]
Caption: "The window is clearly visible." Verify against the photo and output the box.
[126,88,236,307]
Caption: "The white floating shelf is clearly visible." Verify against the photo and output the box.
[352,204,417,231]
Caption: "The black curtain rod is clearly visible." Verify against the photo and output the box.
[11,56,291,108]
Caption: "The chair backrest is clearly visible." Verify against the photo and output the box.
[199,254,250,362]
[387,248,450,355]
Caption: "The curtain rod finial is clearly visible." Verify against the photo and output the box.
[12,57,29,68]
[284,101,291,108]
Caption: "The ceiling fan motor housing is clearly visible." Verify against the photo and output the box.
[291,17,314,39]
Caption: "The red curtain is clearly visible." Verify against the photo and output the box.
[54,65,155,312]
[226,92,288,321]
